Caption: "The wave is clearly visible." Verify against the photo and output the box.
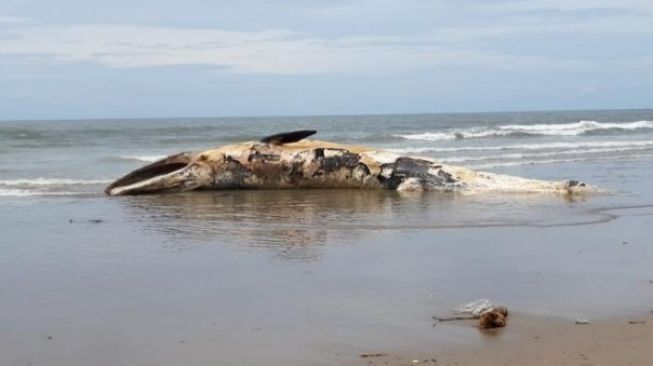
[396,132,461,141]
[0,188,97,197]
[468,151,653,169]
[118,155,167,163]
[470,158,598,169]
[499,120,653,133]
[0,177,108,198]
[467,154,653,169]
[0,188,89,197]
[438,146,653,164]
[386,140,653,154]
[394,120,653,141]
[0,178,111,187]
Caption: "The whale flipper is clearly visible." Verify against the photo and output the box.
[260,130,317,145]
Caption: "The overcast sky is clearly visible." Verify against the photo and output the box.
[1,0,652,120]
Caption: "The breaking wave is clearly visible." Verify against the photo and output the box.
[395,120,653,141]
[0,188,85,197]
[118,155,167,163]
[386,140,653,154]
[0,178,111,186]
[0,178,109,197]
[439,146,653,164]
[469,155,652,169]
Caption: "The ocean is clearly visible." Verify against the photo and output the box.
[1,109,653,365]
[1,109,653,197]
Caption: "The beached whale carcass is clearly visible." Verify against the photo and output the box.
[105,130,593,196]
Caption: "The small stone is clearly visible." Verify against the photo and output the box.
[575,318,590,325]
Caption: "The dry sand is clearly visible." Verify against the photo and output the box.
[352,312,653,366]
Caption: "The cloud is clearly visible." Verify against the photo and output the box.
[0,2,651,75]
[0,15,29,24]
[0,25,613,74]
[580,85,598,95]
[478,0,653,13]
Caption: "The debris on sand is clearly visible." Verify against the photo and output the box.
[454,299,493,316]
[434,299,508,329]
[360,353,387,358]
[479,306,508,329]
[358,354,439,365]
[628,320,646,325]
[575,318,590,325]
[68,218,105,224]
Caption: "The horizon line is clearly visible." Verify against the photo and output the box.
[1,107,652,123]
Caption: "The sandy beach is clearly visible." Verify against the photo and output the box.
[2,112,653,365]
[352,313,653,366]
[2,188,652,366]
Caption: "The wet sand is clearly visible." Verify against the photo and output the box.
[1,187,652,366]
[351,313,653,366]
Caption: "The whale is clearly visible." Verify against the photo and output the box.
[105,130,593,196]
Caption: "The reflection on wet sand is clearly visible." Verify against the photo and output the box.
[120,190,409,260]
[116,190,609,261]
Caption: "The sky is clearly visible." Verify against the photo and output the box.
[1,0,652,120]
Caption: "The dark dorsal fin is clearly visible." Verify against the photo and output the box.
[260,130,317,145]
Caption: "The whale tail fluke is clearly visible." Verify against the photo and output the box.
[260,130,317,145]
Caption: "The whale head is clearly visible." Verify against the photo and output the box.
[105,152,216,195]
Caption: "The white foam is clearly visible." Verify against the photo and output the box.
[119,155,167,163]
[0,178,111,186]
[439,146,653,164]
[386,139,653,154]
[0,188,82,197]
[394,120,653,141]
[394,132,459,141]
[499,120,653,134]
[470,158,596,169]
[0,188,32,197]
[469,153,653,169]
